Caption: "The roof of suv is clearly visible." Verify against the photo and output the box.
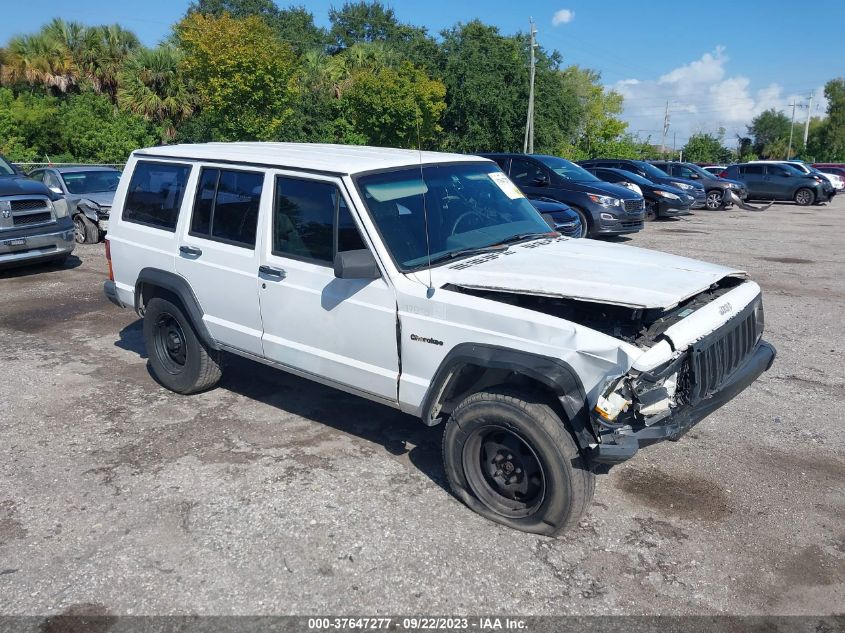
[133,143,488,176]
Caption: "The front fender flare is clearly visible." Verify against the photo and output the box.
[420,343,595,451]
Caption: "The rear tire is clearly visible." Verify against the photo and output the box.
[794,188,814,206]
[143,296,222,394]
[442,388,595,536]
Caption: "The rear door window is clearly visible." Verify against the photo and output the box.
[189,167,264,248]
[741,165,764,175]
[123,161,191,231]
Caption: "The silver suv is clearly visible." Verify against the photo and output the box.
[103,143,776,535]
[0,153,75,268]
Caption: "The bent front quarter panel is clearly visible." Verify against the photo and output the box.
[394,275,642,417]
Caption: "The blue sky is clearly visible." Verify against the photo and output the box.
[3,0,844,146]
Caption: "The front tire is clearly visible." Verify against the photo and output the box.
[143,296,222,394]
[794,188,815,206]
[442,388,595,536]
[569,206,590,238]
[73,214,99,244]
[705,190,724,209]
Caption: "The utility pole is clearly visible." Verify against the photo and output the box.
[803,92,814,148]
[786,101,798,159]
[523,18,537,154]
[660,101,670,156]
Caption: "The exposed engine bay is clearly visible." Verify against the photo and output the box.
[445,274,764,449]
[444,274,745,348]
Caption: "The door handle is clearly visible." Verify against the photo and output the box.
[259,265,286,280]
[179,245,202,258]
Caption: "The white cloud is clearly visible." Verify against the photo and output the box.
[552,9,575,26]
[612,47,823,148]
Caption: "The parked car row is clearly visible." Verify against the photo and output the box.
[3,148,840,271]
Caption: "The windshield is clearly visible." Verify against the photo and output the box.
[535,156,601,182]
[356,162,552,271]
[638,162,672,180]
[62,170,121,194]
[0,155,16,176]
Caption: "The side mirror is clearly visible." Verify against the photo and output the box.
[49,186,63,195]
[532,175,549,187]
[688,173,700,179]
[334,249,380,280]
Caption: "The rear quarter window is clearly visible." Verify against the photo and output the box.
[122,161,192,231]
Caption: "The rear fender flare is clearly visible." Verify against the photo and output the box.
[134,268,219,350]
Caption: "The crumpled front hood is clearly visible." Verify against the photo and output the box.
[425,237,744,310]
[79,191,116,207]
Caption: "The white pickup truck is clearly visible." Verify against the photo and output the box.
[103,143,775,535]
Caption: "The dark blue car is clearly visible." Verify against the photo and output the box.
[584,167,692,220]
[579,158,707,209]
[479,153,645,238]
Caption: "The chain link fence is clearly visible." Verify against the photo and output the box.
[13,162,125,172]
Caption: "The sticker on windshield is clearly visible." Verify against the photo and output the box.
[488,172,525,199]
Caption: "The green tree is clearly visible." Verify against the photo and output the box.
[77,24,141,100]
[329,1,402,49]
[275,6,329,55]
[748,108,791,158]
[340,61,446,147]
[0,88,60,160]
[177,12,300,141]
[681,132,732,164]
[58,91,158,162]
[558,66,634,159]
[811,78,845,161]
[438,21,529,153]
[186,0,279,21]
[118,46,195,140]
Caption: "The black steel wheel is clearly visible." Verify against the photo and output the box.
[462,426,546,518]
[143,296,222,394]
[442,388,595,535]
[153,312,188,374]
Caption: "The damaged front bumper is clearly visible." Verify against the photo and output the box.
[589,340,775,465]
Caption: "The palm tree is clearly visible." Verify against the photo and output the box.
[4,31,78,93]
[80,24,140,100]
[118,46,195,140]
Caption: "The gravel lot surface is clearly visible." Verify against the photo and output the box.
[1,197,843,618]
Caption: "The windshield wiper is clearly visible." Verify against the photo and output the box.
[424,244,509,267]
[496,231,555,246]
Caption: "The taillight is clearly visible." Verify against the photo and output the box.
[105,238,114,282]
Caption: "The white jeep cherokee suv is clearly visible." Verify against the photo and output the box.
[103,143,775,535]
